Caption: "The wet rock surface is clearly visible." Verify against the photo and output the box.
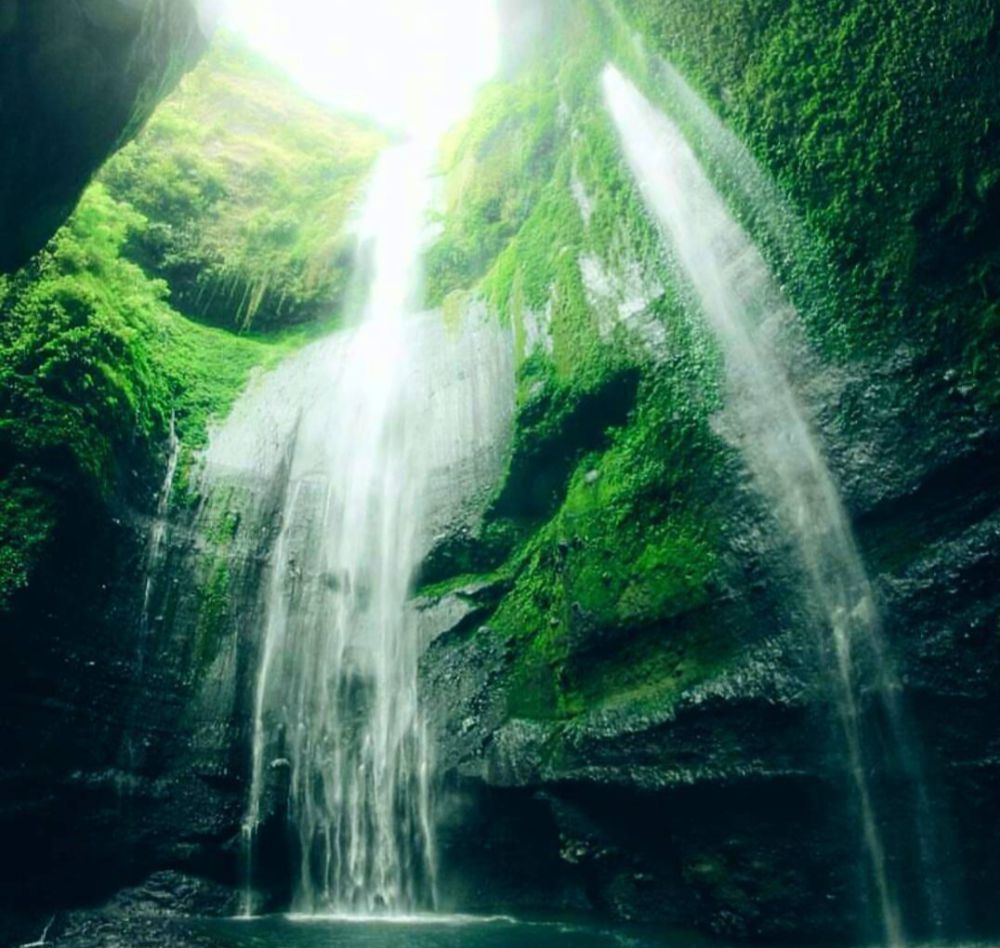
[0,211,995,948]
[0,472,267,929]
[0,3,996,942]
[418,342,1000,942]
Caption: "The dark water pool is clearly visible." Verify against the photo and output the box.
[181,915,701,947]
[48,913,1000,947]
[49,913,717,947]
[176,919,1000,948]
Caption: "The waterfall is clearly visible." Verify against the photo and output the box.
[244,143,435,915]
[138,411,179,666]
[602,64,944,946]
[201,142,514,917]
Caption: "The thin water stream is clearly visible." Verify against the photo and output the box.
[138,411,179,663]
[602,63,942,947]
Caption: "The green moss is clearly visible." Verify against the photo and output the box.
[491,363,641,521]
[611,0,1000,395]
[0,184,274,487]
[208,506,242,545]
[0,473,57,612]
[0,38,379,611]
[193,559,231,673]
[100,34,386,331]
[426,67,562,306]
[419,2,745,724]
[487,387,728,721]
[415,570,510,603]
[419,0,998,732]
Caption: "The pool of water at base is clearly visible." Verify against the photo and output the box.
[178,915,699,947]
[169,916,1000,948]
[48,912,1000,948]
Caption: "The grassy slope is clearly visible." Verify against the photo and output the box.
[0,39,384,610]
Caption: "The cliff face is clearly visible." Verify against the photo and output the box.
[0,0,997,944]
[419,347,1000,941]
[0,39,383,945]
[0,0,209,273]
[99,37,386,332]
[414,0,1000,941]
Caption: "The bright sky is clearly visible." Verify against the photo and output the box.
[216,0,499,133]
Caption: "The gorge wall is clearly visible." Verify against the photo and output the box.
[0,0,209,272]
[0,37,384,945]
[0,1,997,944]
[416,1,1000,940]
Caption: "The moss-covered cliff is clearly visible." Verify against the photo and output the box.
[421,0,743,753]
[416,0,1000,940]
[612,0,1000,395]
[0,0,997,943]
[0,37,384,935]
[101,37,386,331]
[0,38,384,613]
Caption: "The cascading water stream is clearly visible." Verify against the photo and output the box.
[602,64,943,946]
[240,142,438,916]
[138,411,179,661]
[223,139,515,918]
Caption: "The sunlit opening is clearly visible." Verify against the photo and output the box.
[217,0,499,135]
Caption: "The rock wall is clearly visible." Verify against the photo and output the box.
[0,30,382,944]
[0,0,209,272]
[415,0,1000,941]
[418,344,1000,941]
[0,1,997,944]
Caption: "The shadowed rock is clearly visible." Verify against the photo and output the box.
[0,0,209,272]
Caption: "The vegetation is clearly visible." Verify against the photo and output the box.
[100,35,385,331]
[3,0,995,723]
[420,2,740,721]
[0,37,384,611]
[417,0,999,728]
[612,0,1000,396]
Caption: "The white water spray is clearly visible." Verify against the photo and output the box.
[207,142,514,917]
[602,63,935,946]
[245,143,437,915]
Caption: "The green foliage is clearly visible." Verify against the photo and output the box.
[422,4,740,721]
[486,345,731,721]
[0,474,56,611]
[420,0,998,726]
[0,184,276,487]
[100,35,386,331]
[0,182,282,607]
[426,68,562,305]
[491,362,641,520]
[613,0,1000,395]
[193,559,231,673]
[0,36,379,610]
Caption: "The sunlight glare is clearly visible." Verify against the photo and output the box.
[219,0,499,134]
